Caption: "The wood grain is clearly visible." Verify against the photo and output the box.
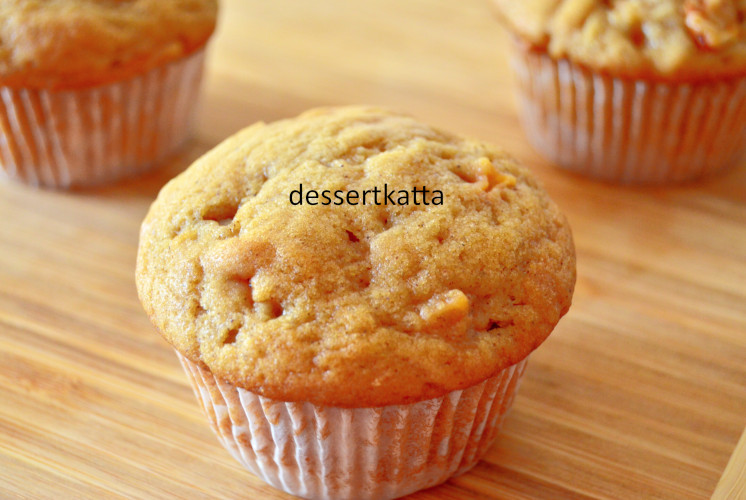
[714,427,746,499]
[1,0,745,498]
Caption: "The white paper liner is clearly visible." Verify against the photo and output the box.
[0,49,205,188]
[511,46,746,184]
[178,352,528,500]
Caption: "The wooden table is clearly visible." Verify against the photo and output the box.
[2,1,745,498]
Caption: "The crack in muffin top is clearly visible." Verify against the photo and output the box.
[136,106,576,408]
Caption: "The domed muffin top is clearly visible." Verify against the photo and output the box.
[136,106,576,407]
[0,0,217,89]
[493,0,746,80]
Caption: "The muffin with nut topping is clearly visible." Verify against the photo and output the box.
[493,0,746,183]
[136,106,576,500]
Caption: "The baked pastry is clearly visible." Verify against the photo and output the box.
[136,106,576,499]
[493,0,746,183]
[0,0,217,188]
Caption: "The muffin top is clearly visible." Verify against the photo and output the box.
[0,0,217,89]
[136,106,576,408]
[493,0,746,80]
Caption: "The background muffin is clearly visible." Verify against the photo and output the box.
[493,0,746,184]
[136,106,576,499]
[0,0,217,188]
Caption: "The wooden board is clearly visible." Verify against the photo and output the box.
[715,427,746,499]
[1,0,745,498]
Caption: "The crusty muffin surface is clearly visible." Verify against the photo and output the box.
[136,107,576,407]
[493,0,746,80]
[0,0,217,89]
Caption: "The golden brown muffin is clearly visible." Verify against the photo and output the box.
[493,0,746,81]
[0,0,218,89]
[493,0,746,183]
[0,0,217,188]
[136,106,576,408]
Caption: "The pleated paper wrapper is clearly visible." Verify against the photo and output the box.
[0,49,205,188]
[511,46,746,184]
[178,352,528,500]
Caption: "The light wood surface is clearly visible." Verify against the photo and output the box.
[2,1,745,498]
[715,427,746,499]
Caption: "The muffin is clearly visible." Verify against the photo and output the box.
[492,0,746,184]
[0,0,217,188]
[136,106,576,499]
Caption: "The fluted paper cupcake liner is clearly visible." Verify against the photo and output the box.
[178,352,528,500]
[0,49,205,188]
[511,46,746,184]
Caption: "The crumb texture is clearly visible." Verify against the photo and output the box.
[493,0,746,80]
[136,106,576,407]
[0,0,217,89]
